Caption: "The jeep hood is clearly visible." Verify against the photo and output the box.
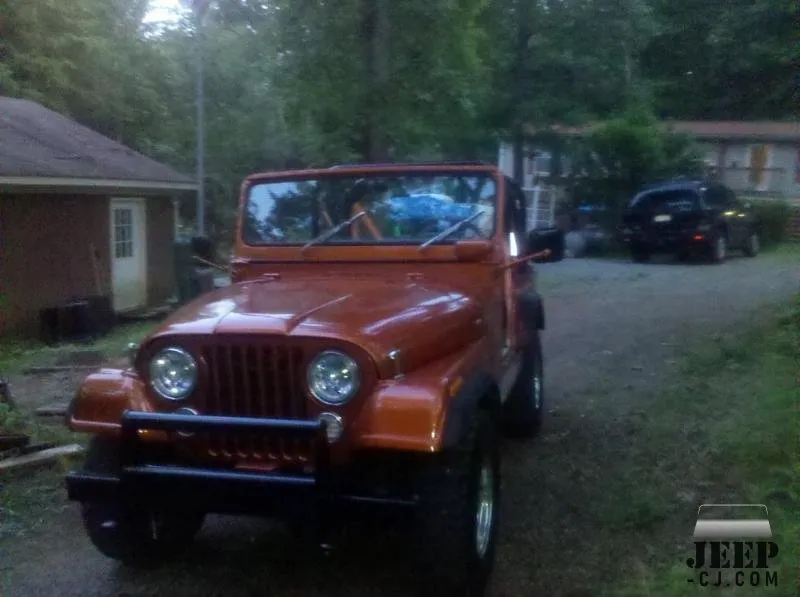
[151,277,485,376]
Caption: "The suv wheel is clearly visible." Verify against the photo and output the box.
[630,243,650,263]
[743,230,760,257]
[79,437,205,566]
[503,332,544,438]
[414,409,500,596]
[710,232,727,263]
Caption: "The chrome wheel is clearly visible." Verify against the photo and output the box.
[475,459,495,558]
[749,233,759,254]
[715,236,726,261]
[532,374,542,410]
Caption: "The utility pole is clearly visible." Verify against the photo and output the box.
[194,0,208,236]
[511,0,531,186]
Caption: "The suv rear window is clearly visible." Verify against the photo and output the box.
[629,189,699,213]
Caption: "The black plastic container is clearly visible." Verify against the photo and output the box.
[38,294,115,344]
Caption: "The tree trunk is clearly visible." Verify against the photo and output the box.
[361,0,390,162]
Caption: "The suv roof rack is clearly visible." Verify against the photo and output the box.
[328,161,492,169]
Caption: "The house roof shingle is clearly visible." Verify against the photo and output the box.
[0,97,195,188]
[525,120,800,142]
[664,120,800,142]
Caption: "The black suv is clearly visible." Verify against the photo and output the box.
[621,179,760,263]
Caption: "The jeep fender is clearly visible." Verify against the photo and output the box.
[440,371,501,449]
[518,291,544,331]
[354,338,494,453]
[67,369,165,440]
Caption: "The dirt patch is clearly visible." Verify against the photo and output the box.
[4,370,88,414]
[0,253,797,597]
[52,350,106,368]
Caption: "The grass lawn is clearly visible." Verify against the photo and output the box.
[0,321,159,451]
[767,241,800,261]
[0,321,156,375]
[1,321,161,538]
[607,294,799,596]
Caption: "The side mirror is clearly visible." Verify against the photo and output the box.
[527,228,565,263]
[190,235,216,262]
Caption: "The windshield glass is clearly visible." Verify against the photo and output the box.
[242,173,497,246]
[629,189,699,213]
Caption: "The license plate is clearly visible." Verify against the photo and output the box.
[653,214,672,223]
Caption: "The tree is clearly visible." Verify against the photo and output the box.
[641,0,795,119]
[565,106,705,224]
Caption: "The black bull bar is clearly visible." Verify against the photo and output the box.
[65,411,416,517]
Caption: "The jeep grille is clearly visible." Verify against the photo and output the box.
[197,340,313,465]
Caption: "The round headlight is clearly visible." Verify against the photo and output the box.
[148,347,198,400]
[307,350,360,405]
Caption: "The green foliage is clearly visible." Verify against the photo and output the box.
[565,107,705,222]
[0,0,792,246]
[642,0,796,119]
[0,402,25,434]
[612,296,800,596]
[744,198,794,247]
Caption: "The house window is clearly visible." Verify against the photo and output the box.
[533,151,552,177]
[114,208,134,258]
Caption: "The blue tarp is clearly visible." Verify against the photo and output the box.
[385,194,474,223]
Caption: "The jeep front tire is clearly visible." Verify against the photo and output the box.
[79,436,205,566]
[414,409,500,596]
[503,332,544,438]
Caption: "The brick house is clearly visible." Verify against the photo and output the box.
[0,97,196,337]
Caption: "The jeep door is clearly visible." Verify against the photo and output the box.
[503,178,532,350]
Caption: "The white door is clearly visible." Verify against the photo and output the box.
[110,199,147,311]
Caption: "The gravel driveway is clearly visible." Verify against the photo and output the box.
[1,251,797,597]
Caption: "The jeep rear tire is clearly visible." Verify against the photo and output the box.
[79,436,205,566]
[502,332,544,438]
[414,409,500,596]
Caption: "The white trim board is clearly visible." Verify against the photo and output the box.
[0,176,196,192]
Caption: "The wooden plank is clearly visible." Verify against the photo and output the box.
[22,365,99,374]
[19,442,57,455]
[35,404,68,417]
[0,434,30,450]
[0,444,84,473]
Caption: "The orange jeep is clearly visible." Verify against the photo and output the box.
[64,162,563,595]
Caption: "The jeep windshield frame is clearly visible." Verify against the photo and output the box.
[240,169,499,248]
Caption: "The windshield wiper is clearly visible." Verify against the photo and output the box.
[302,210,368,251]
[418,209,486,250]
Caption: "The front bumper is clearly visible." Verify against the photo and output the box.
[65,411,417,517]
[622,227,711,252]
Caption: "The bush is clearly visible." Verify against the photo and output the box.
[563,106,706,225]
[744,197,793,246]
[0,402,25,434]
